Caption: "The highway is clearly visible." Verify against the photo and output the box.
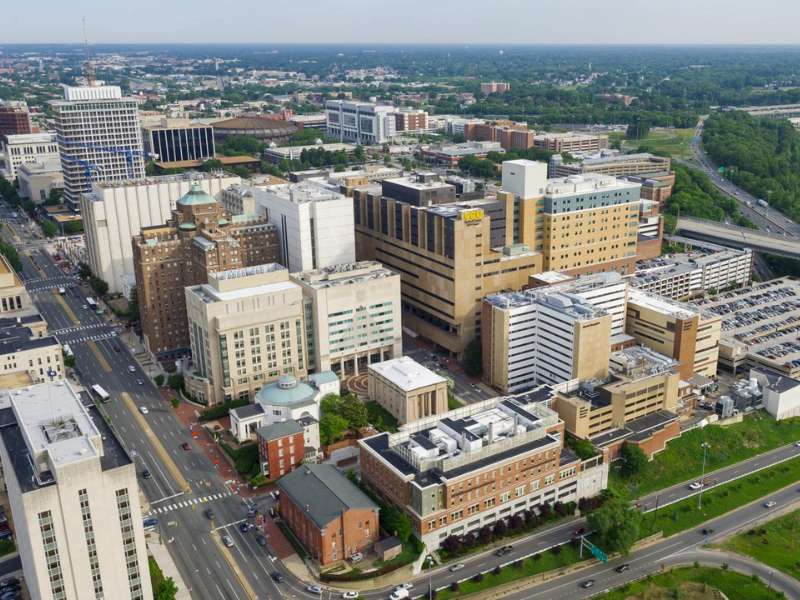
[674,216,800,260]
[690,117,800,239]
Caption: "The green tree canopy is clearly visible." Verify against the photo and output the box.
[586,492,642,555]
[620,443,648,477]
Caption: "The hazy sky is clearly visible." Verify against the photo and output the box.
[5,0,800,45]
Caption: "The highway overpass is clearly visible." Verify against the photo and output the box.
[675,216,800,260]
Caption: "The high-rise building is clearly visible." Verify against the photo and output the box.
[482,290,613,393]
[0,381,153,600]
[0,100,32,137]
[52,85,146,211]
[133,184,279,357]
[184,264,307,406]
[81,172,240,295]
[626,288,721,380]
[141,118,215,164]
[0,132,60,179]
[393,108,428,132]
[291,261,402,375]
[325,100,397,145]
[359,387,608,550]
[242,181,356,273]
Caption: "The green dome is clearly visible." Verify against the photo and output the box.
[179,222,197,231]
[178,183,215,206]
[217,218,229,226]
[255,375,316,408]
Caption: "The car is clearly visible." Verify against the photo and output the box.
[306,585,322,594]
[141,469,151,479]
[138,406,149,415]
[203,509,215,520]
[795,441,800,448]
[270,571,284,583]
[239,522,252,533]
[764,501,777,508]
[247,507,258,518]
[389,590,409,600]
[688,481,703,490]
[494,545,513,556]
[398,583,414,590]
[342,592,359,599]
[222,534,234,548]
[256,534,268,547]
[449,563,466,572]
[181,442,191,451]
[82,304,88,309]
[615,563,630,573]
[128,365,136,373]
[580,579,595,589]
[349,551,363,563]
[137,379,144,386]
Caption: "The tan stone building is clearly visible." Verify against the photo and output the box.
[367,356,448,425]
[0,254,33,316]
[552,346,681,460]
[291,262,403,375]
[132,184,279,357]
[184,264,307,406]
[533,132,609,153]
[626,288,721,380]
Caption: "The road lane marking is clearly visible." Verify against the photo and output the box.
[52,290,80,325]
[210,531,255,600]
[120,391,191,493]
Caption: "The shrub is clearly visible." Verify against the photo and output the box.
[472,573,484,583]
[513,560,523,569]
[478,525,493,545]
[550,545,562,555]
[449,582,459,592]
[492,565,501,576]
[493,520,507,538]
[532,553,541,561]
[154,374,165,387]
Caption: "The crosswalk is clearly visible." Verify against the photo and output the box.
[52,323,110,336]
[27,281,74,293]
[56,330,119,345]
[146,491,234,516]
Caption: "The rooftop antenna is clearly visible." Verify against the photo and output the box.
[82,17,96,86]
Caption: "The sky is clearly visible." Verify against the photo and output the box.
[4,0,800,45]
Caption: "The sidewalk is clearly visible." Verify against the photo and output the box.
[148,540,192,600]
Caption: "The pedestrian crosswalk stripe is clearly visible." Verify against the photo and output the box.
[145,491,234,517]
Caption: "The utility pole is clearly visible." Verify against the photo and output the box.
[698,442,710,510]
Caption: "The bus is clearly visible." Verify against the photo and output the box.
[63,343,73,358]
[86,297,97,310]
[91,384,110,403]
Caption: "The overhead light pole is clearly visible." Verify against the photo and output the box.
[698,442,710,510]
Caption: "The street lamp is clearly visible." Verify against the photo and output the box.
[698,442,710,510]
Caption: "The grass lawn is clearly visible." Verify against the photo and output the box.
[436,544,585,600]
[620,127,696,159]
[373,538,423,570]
[365,401,399,433]
[611,412,800,499]
[722,509,800,581]
[640,457,800,538]
[595,566,785,600]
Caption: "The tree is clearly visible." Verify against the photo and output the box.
[442,535,463,557]
[149,556,179,600]
[154,374,165,387]
[586,492,641,556]
[45,188,62,206]
[63,220,84,235]
[626,115,651,140]
[63,353,76,368]
[77,262,92,280]
[478,525,493,545]
[340,394,368,429]
[128,288,140,322]
[200,158,224,172]
[620,443,648,478]
[41,220,58,238]
[353,145,366,162]
[89,275,109,297]
[319,413,349,446]
[167,373,184,392]
[463,337,482,377]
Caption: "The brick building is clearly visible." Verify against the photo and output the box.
[0,101,32,137]
[277,464,379,565]
[256,420,306,480]
[133,184,279,357]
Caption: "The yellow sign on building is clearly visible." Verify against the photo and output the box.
[462,208,484,223]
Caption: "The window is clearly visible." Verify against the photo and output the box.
[79,489,104,599]
[116,489,145,600]
[38,510,66,600]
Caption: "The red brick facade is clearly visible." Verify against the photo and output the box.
[259,431,305,480]
[278,496,378,565]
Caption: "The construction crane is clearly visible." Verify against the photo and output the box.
[57,137,151,180]
[82,17,96,85]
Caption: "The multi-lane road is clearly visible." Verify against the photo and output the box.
[690,117,800,238]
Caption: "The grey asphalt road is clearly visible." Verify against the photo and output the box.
[690,117,800,239]
[502,485,800,600]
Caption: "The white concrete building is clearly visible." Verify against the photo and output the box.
[81,172,240,294]
[249,181,356,273]
[292,262,403,375]
[0,381,152,600]
[632,244,753,300]
[751,369,800,421]
[17,162,64,203]
[325,100,396,145]
[0,132,60,179]
[52,85,146,211]
[0,318,63,386]
[229,372,339,443]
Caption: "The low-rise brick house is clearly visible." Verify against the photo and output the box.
[256,420,306,480]
[277,464,379,565]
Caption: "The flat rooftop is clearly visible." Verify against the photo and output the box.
[368,356,446,391]
[291,261,396,289]
[260,180,346,204]
[361,387,562,484]
[628,287,698,319]
[485,289,608,320]
[382,175,455,191]
[544,173,640,197]
[0,325,59,356]
[695,277,800,371]
[609,346,679,377]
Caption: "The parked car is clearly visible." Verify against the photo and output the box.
[342,592,359,599]
[449,563,466,572]
[270,572,284,583]
[306,585,322,595]
[239,522,252,533]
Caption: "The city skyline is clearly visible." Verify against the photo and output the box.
[3,0,800,45]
